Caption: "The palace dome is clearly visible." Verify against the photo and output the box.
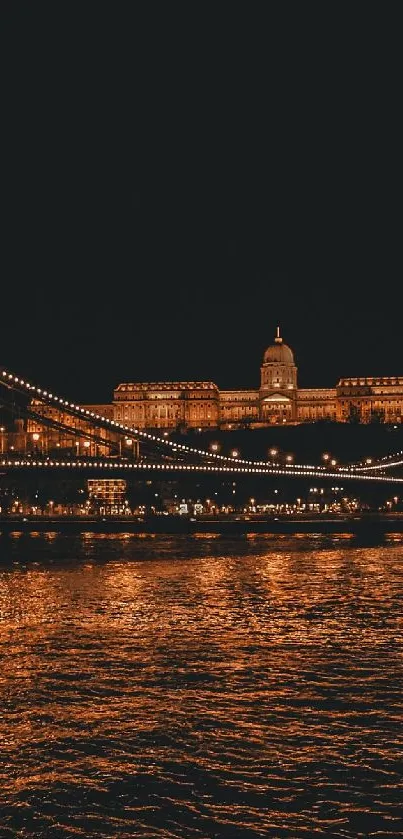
[263,328,294,365]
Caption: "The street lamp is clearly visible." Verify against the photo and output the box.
[269,448,278,465]
[210,442,220,452]
[125,438,135,458]
[231,449,239,458]
[0,427,5,454]
[32,432,42,455]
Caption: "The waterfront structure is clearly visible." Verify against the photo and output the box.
[112,328,403,429]
[87,479,128,514]
[18,328,403,448]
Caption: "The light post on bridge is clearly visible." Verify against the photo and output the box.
[322,453,337,468]
[125,438,136,459]
[268,448,278,466]
[32,432,42,456]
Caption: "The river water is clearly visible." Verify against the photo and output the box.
[0,531,403,838]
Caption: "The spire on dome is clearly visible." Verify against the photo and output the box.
[275,325,282,344]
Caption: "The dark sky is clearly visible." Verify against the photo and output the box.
[1,6,401,404]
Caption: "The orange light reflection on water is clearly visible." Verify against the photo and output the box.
[1,539,403,836]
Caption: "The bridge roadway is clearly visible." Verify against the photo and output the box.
[1,456,403,483]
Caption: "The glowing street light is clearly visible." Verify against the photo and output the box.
[31,432,42,455]
[286,454,293,462]
[210,442,220,452]
[331,458,337,466]
[322,453,330,462]
[269,448,278,457]
[231,449,239,458]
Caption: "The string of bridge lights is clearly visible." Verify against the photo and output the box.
[1,367,402,478]
[348,453,403,472]
[0,457,402,482]
[0,366,318,472]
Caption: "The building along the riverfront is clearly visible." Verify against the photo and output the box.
[112,328,403,430]
[13,327,403,453]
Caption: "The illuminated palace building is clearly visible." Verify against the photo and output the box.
[24,329,403,450]
[111,329,403,429]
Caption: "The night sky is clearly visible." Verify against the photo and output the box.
[1,6,401,405]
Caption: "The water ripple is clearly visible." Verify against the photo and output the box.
[0,534,403,837]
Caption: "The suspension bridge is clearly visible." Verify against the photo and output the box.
[1,366,403,484]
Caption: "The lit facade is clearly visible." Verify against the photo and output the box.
[87,479,128,514]
[114,382,220,429]
[112,328,403,429]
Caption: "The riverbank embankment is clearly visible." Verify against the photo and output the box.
[1,514,403,535]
